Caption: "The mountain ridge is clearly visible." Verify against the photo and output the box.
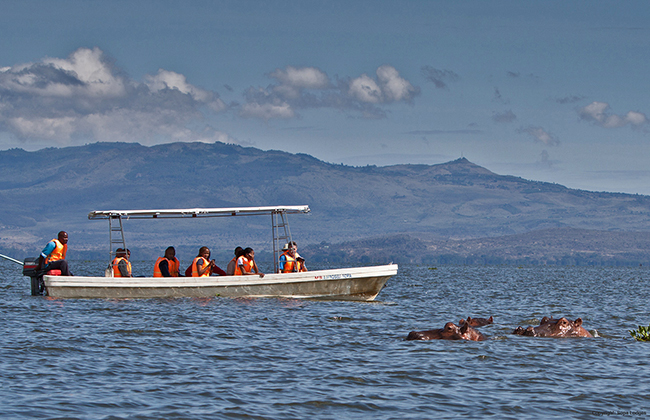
[1,141,649,265]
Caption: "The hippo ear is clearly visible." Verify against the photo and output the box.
[460,322,469,334]
[488,316,494,322]
[540,316,550,325]
[406,331,421,340]
[574,318,583,327]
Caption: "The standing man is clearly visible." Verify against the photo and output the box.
[37,231,72,276]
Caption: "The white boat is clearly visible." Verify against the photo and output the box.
[39,205,398,300]
[44,265,397,300]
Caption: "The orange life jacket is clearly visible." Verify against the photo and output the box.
[45,239,67,264]
[191,256,210,277]
[153,257,180,277]
[226,256,237,275]
[234,256,253,275]
[281,251,301,273]
[112,257,132,277]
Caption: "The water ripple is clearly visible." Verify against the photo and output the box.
[1,261,650,419]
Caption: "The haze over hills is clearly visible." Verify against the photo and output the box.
[1,141,650,265]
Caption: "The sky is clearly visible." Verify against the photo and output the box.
[1,0,650,194]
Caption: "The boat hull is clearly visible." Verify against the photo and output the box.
[43,264,398,301]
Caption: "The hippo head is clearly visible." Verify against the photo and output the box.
[538,317,592,337]
[459,316,494,328]
[513,316,593,338]
[407,321,486,341]
[441,322,465,339]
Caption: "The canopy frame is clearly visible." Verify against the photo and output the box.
[88,206,310,272]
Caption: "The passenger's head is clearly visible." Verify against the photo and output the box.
[198,246,210,258]
[243,247,254,258]
[234,246,244,257]
[165,246,176,259]
[58,231,68,244]
[115,248,126,258]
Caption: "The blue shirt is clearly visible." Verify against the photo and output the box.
[40,240,57,259]
[279,252,301,272]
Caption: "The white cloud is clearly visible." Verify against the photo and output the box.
[349,65,418,104]
[144,69,226,112]
[7,116,78,141]
[241,64,419,120]
[1,50,421,142]
[0,47,128,102]
[348,74,382,103]
[241,102,295,120]
[578,101,647,128]
[624,111,646,126]
[376,65,417,103]
[269,66,329,89]
[517,126,560,146]
[0,47,228,145]
[42,47,127,97]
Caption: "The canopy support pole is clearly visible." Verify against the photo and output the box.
[271,210,293,273]
[108,215,127,263]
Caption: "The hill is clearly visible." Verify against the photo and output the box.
[1,141,650,265]
[303,228,650,266]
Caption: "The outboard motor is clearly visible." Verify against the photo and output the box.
[22,257,44,296]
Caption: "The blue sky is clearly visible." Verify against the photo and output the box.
[1,1,649,194]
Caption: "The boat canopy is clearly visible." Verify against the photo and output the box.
[88,205,310,273]
[88,205,310,220]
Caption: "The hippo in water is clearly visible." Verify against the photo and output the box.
[407,321,486,341]
[459,316,494,328]
[513,316,593,338]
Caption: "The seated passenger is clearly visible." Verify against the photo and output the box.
[112,248,132,277]
[154,246,181,277]
[234,247,264,277]
[226,246,244,275]
[190,246,215,277]
[279,241,307,273]
[297,256,307,272]
[37,230,73,276]
[184,247,226,277]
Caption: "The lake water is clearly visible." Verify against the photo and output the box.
[1,261,649,419]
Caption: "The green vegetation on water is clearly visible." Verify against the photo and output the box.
[629,324,650,341]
